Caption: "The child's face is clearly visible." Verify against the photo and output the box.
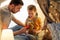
[28,10,36,18]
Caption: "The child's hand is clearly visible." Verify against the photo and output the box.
[17,27,27,33]
[33,29,42,34]
[36,30,42,34]
[14,27,27,36]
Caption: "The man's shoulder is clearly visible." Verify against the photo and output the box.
[0,6,12,18]
[0,6,10,13]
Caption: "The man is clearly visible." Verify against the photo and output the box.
[0,0,28,40]
[0,0,24,29]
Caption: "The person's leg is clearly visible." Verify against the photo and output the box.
[14,35,29,40]
[9,25,23,31]
[26,34,36,40]
[9,25,29,40]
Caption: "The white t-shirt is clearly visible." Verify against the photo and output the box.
[0,6,12,27]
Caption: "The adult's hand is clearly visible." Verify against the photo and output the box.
[14,27,27,36]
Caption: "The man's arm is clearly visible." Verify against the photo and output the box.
[13,27,26,36]
[12,15,25,27]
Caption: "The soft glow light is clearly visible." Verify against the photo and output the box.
[1,29,14,40]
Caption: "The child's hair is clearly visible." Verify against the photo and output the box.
[28,5,38,16]
[10,0,24,5]
[28,5,36,11]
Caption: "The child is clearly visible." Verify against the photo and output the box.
[25,5,42,40]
